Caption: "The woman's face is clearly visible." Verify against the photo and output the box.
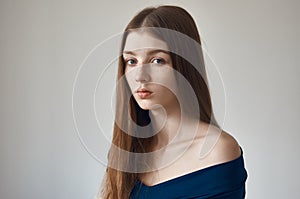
[123,31,178,111]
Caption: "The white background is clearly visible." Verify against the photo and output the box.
[0,0,299,198]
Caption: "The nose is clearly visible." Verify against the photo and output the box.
[135,65,150,82]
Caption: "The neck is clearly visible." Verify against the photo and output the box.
[149,101,183,149]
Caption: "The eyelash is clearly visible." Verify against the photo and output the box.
[125,58,165,66]
[153,58,165,64]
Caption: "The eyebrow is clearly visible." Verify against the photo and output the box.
[123,49,170,56]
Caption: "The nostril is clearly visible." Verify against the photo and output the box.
[135,75,150,82]
[134,64,151,82]
[135,71,150,82]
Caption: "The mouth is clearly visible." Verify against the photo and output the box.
[136,88,153,99]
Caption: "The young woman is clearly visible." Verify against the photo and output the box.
[99,5,248,199]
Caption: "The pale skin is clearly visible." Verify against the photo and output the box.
[123,31,241,186]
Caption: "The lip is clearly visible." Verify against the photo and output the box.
[137,91,152,98]
[136,88,152,93]
[136,88,153,99]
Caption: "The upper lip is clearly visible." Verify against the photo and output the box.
[136,88,152,93]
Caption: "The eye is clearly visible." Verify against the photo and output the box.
[125,58,137,66]
[152,58,165,65]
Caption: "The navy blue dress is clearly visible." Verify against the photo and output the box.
[130,147,248,199]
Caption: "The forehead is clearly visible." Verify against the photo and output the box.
[123,31,169,53]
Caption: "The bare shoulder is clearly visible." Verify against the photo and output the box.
[208,129,242,163]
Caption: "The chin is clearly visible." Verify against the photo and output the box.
[137,103,152,110]
[136,101,156,110]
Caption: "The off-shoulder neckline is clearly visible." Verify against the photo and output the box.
[138,146,244,188]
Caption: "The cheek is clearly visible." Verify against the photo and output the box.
[152,72,177,91]
[124,65,177,92]
[124,70,136,91]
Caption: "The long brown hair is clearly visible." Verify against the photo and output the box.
[100,5,220,199]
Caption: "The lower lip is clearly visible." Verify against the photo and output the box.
[137,91,152,98]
